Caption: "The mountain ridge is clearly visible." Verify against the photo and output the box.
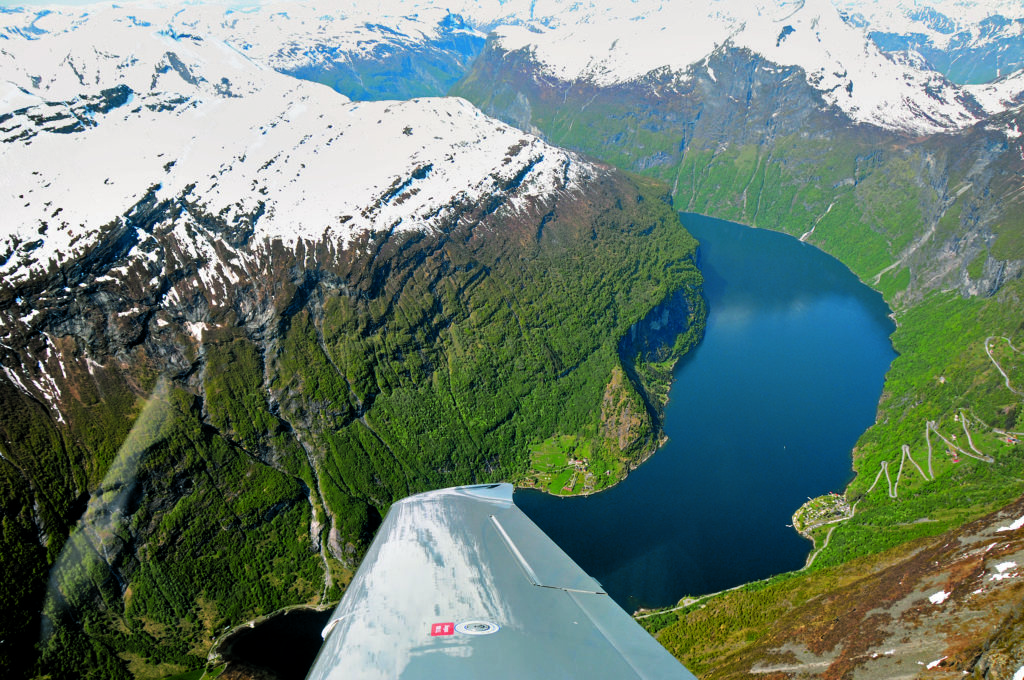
[454,35,1024,304]
[6,0,1022,133]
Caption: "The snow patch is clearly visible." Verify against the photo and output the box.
[185,322,208,342]
[928,590,950,605]
[967,70,1024,116]
[2,366,29,393]
[990,561,1019,581]
[927,657,947,670]
[997,516,1024,532]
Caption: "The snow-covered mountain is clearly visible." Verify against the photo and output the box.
[0,5,597,428]
[0,7,586,290]
[173,2,486,100]
[2,2,488,100]
[4,0,1021,136]
[478,0,1013,134]
[836,0,1024,84]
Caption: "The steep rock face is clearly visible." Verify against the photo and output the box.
[258,12,485,101]
[454,39,1024,306]
[0,12,704,679]
[617,286,706,436]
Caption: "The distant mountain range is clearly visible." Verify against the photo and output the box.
[6,0,1021,129]
[836,0,1024,83]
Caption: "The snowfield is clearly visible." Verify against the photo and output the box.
[0,8,588,285]
[488,0,1008,134]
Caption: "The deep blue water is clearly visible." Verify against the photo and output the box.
[517,213,897,612]
[220,608,332,680]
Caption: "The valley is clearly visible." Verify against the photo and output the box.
[2,0,1024,678]
[517,213,897,613]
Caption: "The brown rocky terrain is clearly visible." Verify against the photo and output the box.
[649,494,1024,680]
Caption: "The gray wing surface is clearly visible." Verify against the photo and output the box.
[305,483,697,679]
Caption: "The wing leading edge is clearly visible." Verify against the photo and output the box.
[305,483,697,679]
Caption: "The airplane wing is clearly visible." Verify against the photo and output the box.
[305,483,697,679]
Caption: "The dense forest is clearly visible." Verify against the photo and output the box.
[0,164,703,677]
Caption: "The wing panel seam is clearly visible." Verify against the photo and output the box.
[490,515,603,594]
[490,514,542,586]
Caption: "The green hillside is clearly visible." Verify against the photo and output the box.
[0,170,703,678]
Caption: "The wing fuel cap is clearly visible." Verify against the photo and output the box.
[455,620,500,635]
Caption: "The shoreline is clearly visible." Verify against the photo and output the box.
[515,434,669,499]
[519,278,706,499]
[208,602,336,666]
